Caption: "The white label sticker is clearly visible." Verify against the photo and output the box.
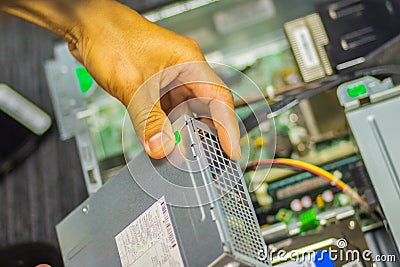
[115,196,184,267]
[293,27,320,68]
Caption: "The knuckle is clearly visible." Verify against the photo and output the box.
[144,109,166,139]
[131,105,165,139]
[183,37,203,58]
[188,38,201,51]
[131,106,150,131]
[216,85,234,101]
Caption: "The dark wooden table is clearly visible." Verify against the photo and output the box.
[0,16,88,248]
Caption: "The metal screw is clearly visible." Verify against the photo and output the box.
[289,113,298,123]
[349,220,356,230]
[297,143,306,151]
[82,205,89,214]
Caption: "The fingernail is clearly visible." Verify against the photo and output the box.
[148,132,174,153]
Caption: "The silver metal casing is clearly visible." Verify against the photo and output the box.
[338,77,400,251]
[56,115,270,267]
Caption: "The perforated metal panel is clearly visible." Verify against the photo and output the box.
[197,128,269,266]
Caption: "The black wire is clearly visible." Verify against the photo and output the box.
[240,95,297,136]
[240,65,400,136]
[295,75,349,102]
[353,65,400,77]
[240,78,346,136]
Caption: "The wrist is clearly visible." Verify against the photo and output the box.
[71,0,119,41]
[0,0,117,43]
[74,0,144,40]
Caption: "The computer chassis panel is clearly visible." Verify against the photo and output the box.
[338,76,400,251]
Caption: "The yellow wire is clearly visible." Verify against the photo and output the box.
[275,158,347,189]
[273,158,368,209]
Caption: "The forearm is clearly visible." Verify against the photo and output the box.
[0,0,240,160]
[0,0,113,42]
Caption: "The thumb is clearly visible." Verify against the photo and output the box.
[127,92,175,159]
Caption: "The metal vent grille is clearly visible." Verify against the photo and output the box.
[197,128,269,265]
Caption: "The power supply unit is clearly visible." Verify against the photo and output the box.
[56,115,271,267]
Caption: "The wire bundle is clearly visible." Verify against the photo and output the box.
[245,158,369,210]
[240,65,400,136]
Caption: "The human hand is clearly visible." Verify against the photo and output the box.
[0,0,240,160]
[68,1,241,159]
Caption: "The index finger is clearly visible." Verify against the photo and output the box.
[209,86,241,160]
[179,62,241,160]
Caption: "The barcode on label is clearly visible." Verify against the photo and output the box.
[161,201,176,248]
[115,196,184,267]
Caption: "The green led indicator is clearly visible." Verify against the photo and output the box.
[76,67,94,93]
[174,130,181,144]
[347,83,367,98]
